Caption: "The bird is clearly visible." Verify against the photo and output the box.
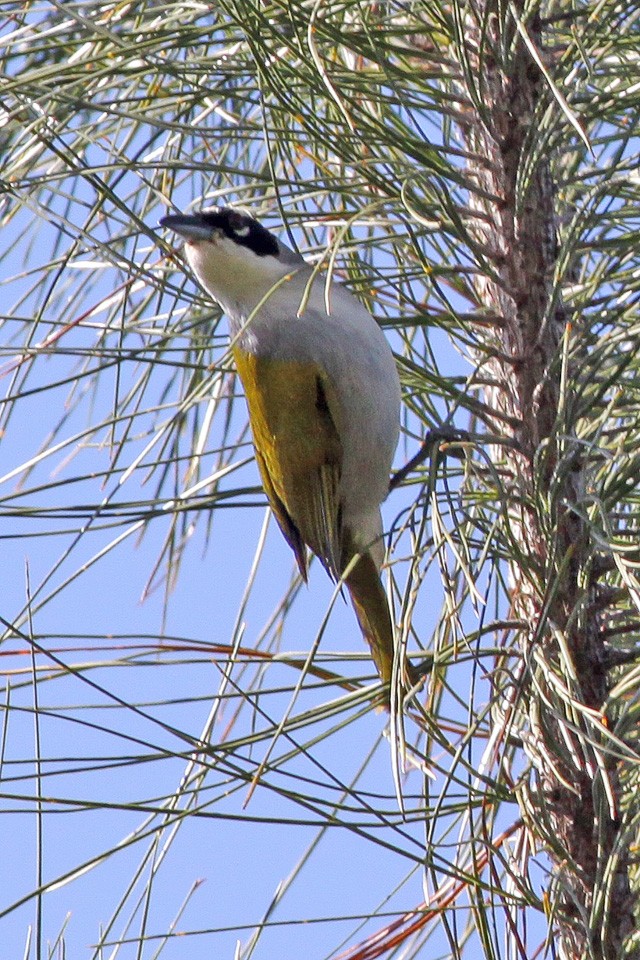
[159,205,417,695]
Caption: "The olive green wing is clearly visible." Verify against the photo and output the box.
[233,347,344,581]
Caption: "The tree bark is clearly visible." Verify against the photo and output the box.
[454,4,634,956]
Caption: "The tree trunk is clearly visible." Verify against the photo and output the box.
[453,4,634,956]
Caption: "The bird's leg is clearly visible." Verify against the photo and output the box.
[388,426,469,492]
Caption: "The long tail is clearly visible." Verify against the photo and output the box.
[345,550,418,688]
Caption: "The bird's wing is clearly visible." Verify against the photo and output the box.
[233,347,343,581]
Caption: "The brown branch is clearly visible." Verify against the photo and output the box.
[451,3,633,956]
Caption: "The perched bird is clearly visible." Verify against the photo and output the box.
[160,206,416,692]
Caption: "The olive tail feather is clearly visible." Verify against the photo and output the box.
[344,551,420,690]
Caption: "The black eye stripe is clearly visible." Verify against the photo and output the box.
[199,207,279,257]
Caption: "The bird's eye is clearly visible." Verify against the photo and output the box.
[228,213,251,238]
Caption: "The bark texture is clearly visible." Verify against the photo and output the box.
[453,5,634,957]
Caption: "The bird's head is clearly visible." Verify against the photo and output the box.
[160,206,305,316]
